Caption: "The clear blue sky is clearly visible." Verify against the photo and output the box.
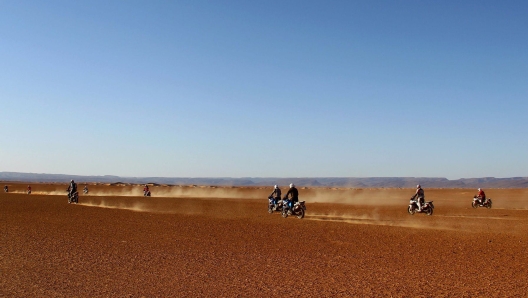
[1,0,527,179]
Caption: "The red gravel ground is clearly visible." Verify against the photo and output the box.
[2,183,528,297]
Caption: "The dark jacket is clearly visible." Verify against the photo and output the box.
[270,188,281,198]
[412,188,424,200]
[69,182,77,193]
[285,187,299,201]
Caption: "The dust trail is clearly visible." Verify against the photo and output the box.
[307,213,459,231]
[77,199,213,216]
[7,188,74,196]
[33,190,68,195]
[436,215,525,220]
[78,200,156,213]
[82,189,144,197]
[485,207,528,210]
[7,190,34,194]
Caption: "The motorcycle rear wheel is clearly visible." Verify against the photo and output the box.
[425,207,433,216]
[281,210,288,218]
[296,208,305,219]
[486,200,492,209]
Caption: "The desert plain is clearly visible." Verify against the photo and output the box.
[1,183,528,297]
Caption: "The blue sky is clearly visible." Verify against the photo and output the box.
[1,0,527,179]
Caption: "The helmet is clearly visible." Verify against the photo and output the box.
[478,188,481,191]
[416,184,421,188]
[289,183,294,188]
[71,180,74,183]
[274,185,278,189]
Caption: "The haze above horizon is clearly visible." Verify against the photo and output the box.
[1,1,527,180]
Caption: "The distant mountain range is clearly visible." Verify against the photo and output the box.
[1,172,527,188]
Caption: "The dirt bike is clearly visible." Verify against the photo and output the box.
[281,199,306,219]
[268,196,284,213]
[408,198,434,215]
[3,187,7,193]
[27,190,31,194]
[68,191,79,204]
[472,196,492,209]
[144,190,151,197]
[83,188,88,194]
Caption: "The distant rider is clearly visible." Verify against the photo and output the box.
[4,185,7,192]
[283,183,299,212]
[411,184,425,211]
[269,185,282,208]
[68,180,77,198]
[143,184,150,195]
[476,188,486,204]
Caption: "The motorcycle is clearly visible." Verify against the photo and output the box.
[68,191,79,204]
[27,190,31,195]
[472,196,492,209]
[281,199,306,219]
[83,188,88,194]
[144,190,151,197]
[408,199,434,215]
[3,186,7,193]
[268,196,284,213]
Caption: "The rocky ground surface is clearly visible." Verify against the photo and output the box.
[2,184,528,297]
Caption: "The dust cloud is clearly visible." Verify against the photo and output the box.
[69,185,268,199]
[304,188,406,205]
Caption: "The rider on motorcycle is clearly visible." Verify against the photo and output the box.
[27,185,32,193]
[476,188,486,204]
[83,185,88,192]
[284,183,299,211]
[4,185,7,192]
[143,184,150,195]
[68,180,77,198]
[411,184,425,211]
[269,185,281,207]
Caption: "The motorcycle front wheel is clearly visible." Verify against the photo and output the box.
[268,205,274,214]
[472,201,478,209]
[282,210,288,218]
[408,205,415,215]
